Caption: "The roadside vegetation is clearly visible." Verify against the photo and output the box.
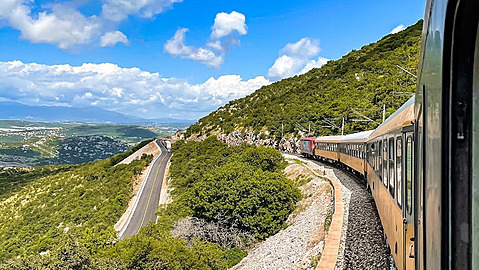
[186,20,422,139]
[0,154,152,264]
[1,137,300,269]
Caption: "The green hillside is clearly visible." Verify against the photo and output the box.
[2,138,300,269]
[0,150,152,263]
[186,20,422,139]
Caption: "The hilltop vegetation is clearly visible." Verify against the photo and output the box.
[186,20,422,139]
[2,137,300,269]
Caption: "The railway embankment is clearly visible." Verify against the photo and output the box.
[231,155,333,270]
[313,160,390,269]
[232,154,390,270]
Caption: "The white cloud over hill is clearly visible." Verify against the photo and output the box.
[164,11,248,68]
[268,38,329,80]
[389,25,405,34]
[0,61,269,119]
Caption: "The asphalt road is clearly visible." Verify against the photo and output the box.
[120,140,171,238]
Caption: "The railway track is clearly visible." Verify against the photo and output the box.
[312,159,390,269]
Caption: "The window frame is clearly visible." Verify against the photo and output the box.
[383,139,388,186]
[389,137,395,198]
[405,135,413,215]
[396,136,403,208]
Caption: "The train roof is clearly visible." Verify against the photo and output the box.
[341,130,374,142]
[315,135,344,143]
[300,137,316,141]
[368,95,415,140]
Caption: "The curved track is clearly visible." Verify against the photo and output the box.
[312,160,390,269]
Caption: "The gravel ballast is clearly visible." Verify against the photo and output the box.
[314,160,390,270]
[230,156,390,270]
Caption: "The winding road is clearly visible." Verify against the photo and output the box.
[120,140,171,239]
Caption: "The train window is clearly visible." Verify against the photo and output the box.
[396,137,402,208]
[406,136,413,215]
[389,138,395,198]
[383,139,388,186]
[378,140,382,181]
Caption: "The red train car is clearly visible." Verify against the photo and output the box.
[299,137,316,158]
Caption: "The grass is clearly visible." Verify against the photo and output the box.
[324,208,333,232]
[289,158,306,165]
[294,175,313,187]
[310,254,321,268]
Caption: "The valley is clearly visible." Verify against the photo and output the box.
[0,120,187,166]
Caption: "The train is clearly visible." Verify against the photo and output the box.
[300,0,478,269]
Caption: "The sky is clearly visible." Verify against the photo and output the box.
[0,0,426,120]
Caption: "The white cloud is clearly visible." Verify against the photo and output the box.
[299,57,329,74]
[164,28,223,67]
[1,3,101,49]
[267,55,305,79]
[268,38,328,80]
[101,0,182,22]
[0,0,181,49]
[0,61,270,119]
[164,11,247,68]
[100,31,129,47]
[164,28,194,55]
[198,75,269,98]
[281,38,320,58]
[389,24,405,34]
[211,11,247,39]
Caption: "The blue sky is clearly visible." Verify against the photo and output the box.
[0,0,425,120]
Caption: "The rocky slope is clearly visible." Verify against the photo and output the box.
[173,129,300,153]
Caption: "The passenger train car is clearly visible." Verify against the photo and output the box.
[300,0,478,269]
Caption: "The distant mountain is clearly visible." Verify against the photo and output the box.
[0,101,193,124]
[186,20,422,139]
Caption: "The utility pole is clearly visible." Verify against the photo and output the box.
[382,104,386,123]
[281,123,284,138]
[308,123,311,135]
[341,117,345,136]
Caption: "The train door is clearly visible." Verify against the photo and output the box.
[402,127,415,270]
[473,10,479,269]
[445,0,479,268]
